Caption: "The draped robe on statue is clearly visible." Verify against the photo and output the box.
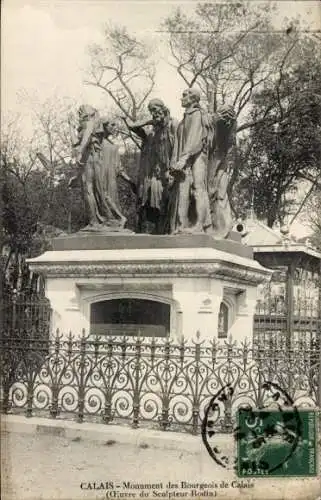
[207,110,236,239]
[167,105,212,234]
[101,138,124,222]
[73,106,125,229]
[136,117,178,233]
[166,104,236,238]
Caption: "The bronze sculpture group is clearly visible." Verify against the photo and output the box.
[69,88,236,239]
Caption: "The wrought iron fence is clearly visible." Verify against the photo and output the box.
[253,321,320,348]
[1,292,51,339]
[253,287,321,349]
[1,331,320,434]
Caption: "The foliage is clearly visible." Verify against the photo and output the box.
[1,163,87,292]
[233,54,321,227]
[159,3,321,225]
[1,102,87,293]
[306,188,321,250]
[3,3,321,294]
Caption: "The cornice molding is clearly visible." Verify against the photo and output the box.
[29,261,272,285]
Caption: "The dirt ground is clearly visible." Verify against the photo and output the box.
[1,430,229,500]
[1,430,320,500]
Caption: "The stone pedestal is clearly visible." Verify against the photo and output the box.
[27,234,272,342]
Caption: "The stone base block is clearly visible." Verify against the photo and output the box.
[28,236,271,342]
[51,232,252,258]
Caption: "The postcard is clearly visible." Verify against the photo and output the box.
[1,1,321,499]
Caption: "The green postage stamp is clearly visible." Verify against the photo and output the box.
[236,409,317,477]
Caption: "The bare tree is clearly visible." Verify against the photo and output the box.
[1,98,78,293]
[23,94,76,170]
[162,2,315,131]
[1,115,45,292]
[1,114,38,184]
[85,24,156,124]
[160,3,321,226]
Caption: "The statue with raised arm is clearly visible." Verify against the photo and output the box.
[168,88,213,234]
[124,99,178,234]
[69,105,132,231]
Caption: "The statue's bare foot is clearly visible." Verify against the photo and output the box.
[81,222,103,232]
[173,226,187,235]
[120,216,127,228]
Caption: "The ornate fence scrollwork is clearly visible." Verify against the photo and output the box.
[0,330,319,434]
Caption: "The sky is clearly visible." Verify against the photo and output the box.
[2,0,196,120]
[2,0,321,237]
[2,0,320,121]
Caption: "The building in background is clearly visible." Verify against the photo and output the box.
[236,214,321,347]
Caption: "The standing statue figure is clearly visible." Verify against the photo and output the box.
[101,116,137,222]
[125,99,178,234]
[69,105,132,231]
[208,105,237,239]
[168,88,213,234]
